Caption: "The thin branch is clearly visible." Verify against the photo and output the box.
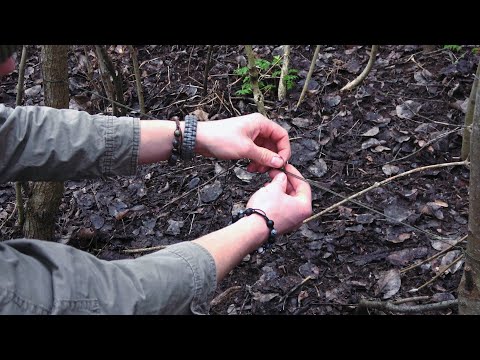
[303,160,468,224]
[296,45,320,109]
[384,127,461,165]
[0,203,16,231]
[211,286,242,307]
[15,45,28,105]
[401,235,467,274]
[280,276,313,310]
[358,298,458,314]
[341,45,378,92]
[412,255,464,292]
[203,45,214,97]
[14,45,28,227]
[156,164,236,211]
[128,45,146,116]
[122,245,166,254]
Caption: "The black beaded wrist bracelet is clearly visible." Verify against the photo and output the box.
[232,208,277,246]
[181,114,198,162]
[168,116,183,166]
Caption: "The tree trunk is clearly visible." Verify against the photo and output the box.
[461,61,480,160]
[458,75,480,314]
[23,45,68,240]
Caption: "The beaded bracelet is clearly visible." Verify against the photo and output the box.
[232,208,277,247]
[168,116,183,166]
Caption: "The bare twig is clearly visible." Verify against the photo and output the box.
[211,286,242,307]
[0,203,17,231]
[203,45,214,97]
[384,127,461,165]
[15,45,28,227]
[400,235,467,274]
[358,298,458,314]
[392,296,430,305]
[15,45,28,105]
[128,45,146,116]
[122,245,166,254]
[296,45,320,109]
[282,168,461,241]
[303,160,468,224]
[411,255,464,292]
[94,45,125,116]
[157,164,236,211]
[341,45,378,92]
[280,276,313,310]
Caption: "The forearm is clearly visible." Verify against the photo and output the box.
[193,214,269,281]
[138,120,183,164]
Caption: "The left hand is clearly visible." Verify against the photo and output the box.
[195,113,291,173]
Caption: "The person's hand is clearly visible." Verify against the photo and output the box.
[195,113,290,173]
[0,56,15,76]
[246,164,312,235]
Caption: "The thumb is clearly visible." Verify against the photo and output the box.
[248,144,284,168]
[267,171,287,192]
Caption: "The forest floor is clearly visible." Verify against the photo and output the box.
[1,45,478,315]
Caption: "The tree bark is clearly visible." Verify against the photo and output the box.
[461,61,480,160]
[23,45,68,240]
[278,45,291,101]
[458,76,480,314]
[244,45,266,116]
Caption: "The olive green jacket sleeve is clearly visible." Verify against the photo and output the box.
[0,104,217,314]
[0,104,140,182]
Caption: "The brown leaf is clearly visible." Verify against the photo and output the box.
[115,209,131,221]
[192,109,209,121]
[361,126,380,137]
[434,199,448,208]
[375,269,401,299]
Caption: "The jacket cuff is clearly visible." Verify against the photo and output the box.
[146,242,217,314]
[103,116,140,176]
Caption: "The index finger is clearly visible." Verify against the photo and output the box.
[259,119,291,164]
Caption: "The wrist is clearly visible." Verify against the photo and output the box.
[233,211,271,248]
[194,121,208,155]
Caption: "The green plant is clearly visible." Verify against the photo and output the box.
[444,45,463,52]
[234,55,298,96]
[473,47,480,55]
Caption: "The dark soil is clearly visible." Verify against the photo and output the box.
[1,45,477,315]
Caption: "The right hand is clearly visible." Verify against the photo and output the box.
[246,164,312,235]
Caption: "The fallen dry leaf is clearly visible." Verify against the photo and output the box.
[375,269,401,299]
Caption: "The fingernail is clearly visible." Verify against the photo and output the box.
[271,156,284,168]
